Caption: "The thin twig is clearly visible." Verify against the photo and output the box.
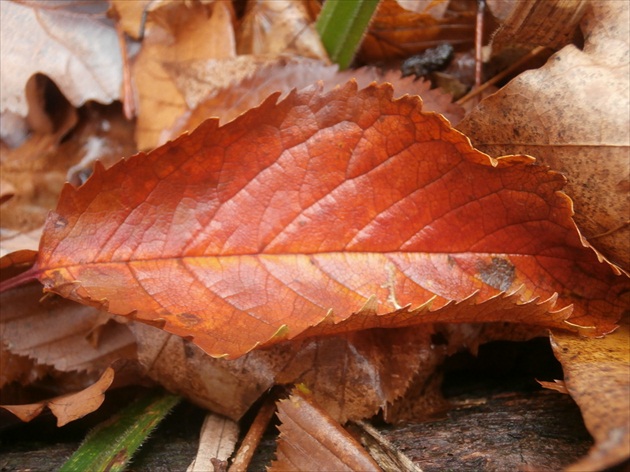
[457,46,547,105]
[228,392,279,472]
[474,0,486,90]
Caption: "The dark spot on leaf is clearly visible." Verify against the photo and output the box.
[106,449,129,470]
[478,257,515,292]
[177,312,201,327]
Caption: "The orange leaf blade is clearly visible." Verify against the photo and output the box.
[35,82,629,358]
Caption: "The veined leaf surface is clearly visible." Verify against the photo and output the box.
[34,82,628,358]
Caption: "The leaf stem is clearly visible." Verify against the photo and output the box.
[0,265,40,293]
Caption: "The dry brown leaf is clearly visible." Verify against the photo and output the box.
[131,321,440,423]
[537,379,569,394]
[163,55,294,118]
[0,1,122,116]
[130,322,278,420]
[275,329,443,423]
[551,317,630,471]
[0,345,48,388]
[0,283,136,376]
[132,0,237,150]
[166,58,463,149]
[458,0,630,270]
[358,0,476,63]
[269,389,381,472]
[0,103,136,235]
[237,0,327,60]
[1,366,114,426]
[108,0,152,39]
[490,0,588,51]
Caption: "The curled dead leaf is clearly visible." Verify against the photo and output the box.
[551,317,630,471]
[1,366,114,427]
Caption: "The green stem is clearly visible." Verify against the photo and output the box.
[59,390,181,472]
[316,0,381,70]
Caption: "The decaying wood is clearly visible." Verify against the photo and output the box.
[2,386,627,471]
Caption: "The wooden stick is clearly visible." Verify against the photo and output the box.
[228,393,278,472]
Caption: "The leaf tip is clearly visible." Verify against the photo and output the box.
[270,324,290,341]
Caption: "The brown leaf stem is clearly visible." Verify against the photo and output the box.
[228,391,279,471]
[457,46,547,105]
[0,266,40,293]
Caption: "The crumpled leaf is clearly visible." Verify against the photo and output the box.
[275,328,443,423]
[550,316,630,471]
[237,0,327,60]
[1,366,114,427]
[0,102,136,239]
[28,82,628,359]
[458,0,630,270]
[0,1,122,116]
[269,388,381,472]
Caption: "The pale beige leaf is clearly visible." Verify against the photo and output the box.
[397,0,449,17]
[0,1,121,116]
[0,228,42,257]
[187,413,239,472]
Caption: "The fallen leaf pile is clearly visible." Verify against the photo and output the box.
[1,0,628,470]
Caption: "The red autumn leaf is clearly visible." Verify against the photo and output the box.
[19,82,628,359]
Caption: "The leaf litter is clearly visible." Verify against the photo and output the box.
[1,0,629,470]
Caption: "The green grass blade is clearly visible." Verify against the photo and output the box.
[316,0,380,69]
[59,390,181,472]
